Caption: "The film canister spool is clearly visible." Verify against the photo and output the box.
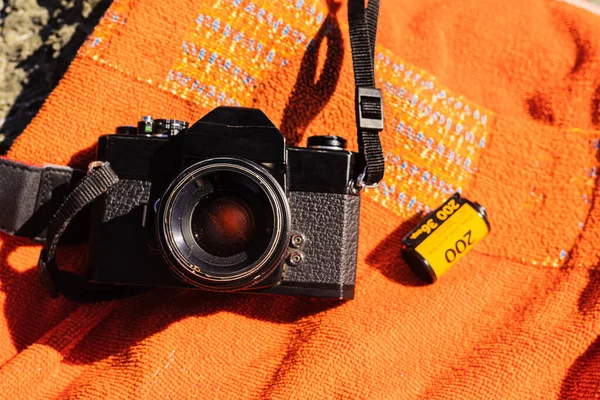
[401,193,490,284]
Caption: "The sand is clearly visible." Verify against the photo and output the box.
[0,0,110,154]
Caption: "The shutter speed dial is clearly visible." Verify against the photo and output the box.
[116,117,189,136]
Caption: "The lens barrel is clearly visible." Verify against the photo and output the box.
[156,157,290,291]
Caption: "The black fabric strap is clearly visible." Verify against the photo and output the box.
[37,162,141,301]
[0,158,86,242]
[348,0,385,187]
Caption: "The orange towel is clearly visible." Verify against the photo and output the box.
[1,0,600,398]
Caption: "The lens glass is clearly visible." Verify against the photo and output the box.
[184,170,274,266]
[191,194,255,257]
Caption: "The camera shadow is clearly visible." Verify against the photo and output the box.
[0,234,342,364]
[279,6,344,146]
[366,214,429,287]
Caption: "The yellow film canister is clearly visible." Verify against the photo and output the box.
[401,193,490,283]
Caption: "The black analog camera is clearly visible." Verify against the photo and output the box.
[88,107,362,299]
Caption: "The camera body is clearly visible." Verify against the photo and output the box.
[87,107,361,299]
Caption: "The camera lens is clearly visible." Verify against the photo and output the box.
[191,194,255,257]
[156,157,290,291]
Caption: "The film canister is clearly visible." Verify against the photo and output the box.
[401,193,490,283]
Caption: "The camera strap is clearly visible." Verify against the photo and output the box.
[37,162,120,300]
[0,158,82,242]
[0,0,384,299]
[0,157,143,300]
[348,0,385,188]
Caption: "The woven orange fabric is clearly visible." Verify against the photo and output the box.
[2,0,600,398]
